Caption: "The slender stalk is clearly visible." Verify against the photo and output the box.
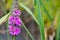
[6,21,10,40]
[12,36,16,40]
[21,20,34,40]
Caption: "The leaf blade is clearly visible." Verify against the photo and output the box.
[0,12,11,25]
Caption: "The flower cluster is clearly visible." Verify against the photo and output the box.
[8,9,21,35]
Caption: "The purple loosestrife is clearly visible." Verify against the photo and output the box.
[8,9,22,36]
[12,10,21,16]
[9,25,21,35]
[8,15,22,26]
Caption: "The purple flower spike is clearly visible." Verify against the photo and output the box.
[9,26,21,35]
[12,10,21,16]
[8,15,22,26]
[8,9,22,36]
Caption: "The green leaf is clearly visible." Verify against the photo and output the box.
[0,12,11,25]
[39,0,53,22]
[35,0,45,40]
[43,6,53,21]
[18,3,36,40]
[21,20,34,40]
[18,2,39,25]
[34,0,36,6]
[56,13,60,40]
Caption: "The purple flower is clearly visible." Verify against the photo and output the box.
[15,17,22,26]
[8,16,15,24]
[9,25,21,35]
[8,15,22,26]
[12,10,21,16]
[8,9,22,36]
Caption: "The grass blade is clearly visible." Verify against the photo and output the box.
[18,3,35,40]
[0,12,11,25]
[36,0,45,40]
[39,0,53,22]
[21,20,34,40]
[18,3,39,25]
[56,13,60,40]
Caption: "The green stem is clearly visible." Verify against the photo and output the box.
[6,21,10,40]
[12,36,16,40]
[21,21,34,40]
